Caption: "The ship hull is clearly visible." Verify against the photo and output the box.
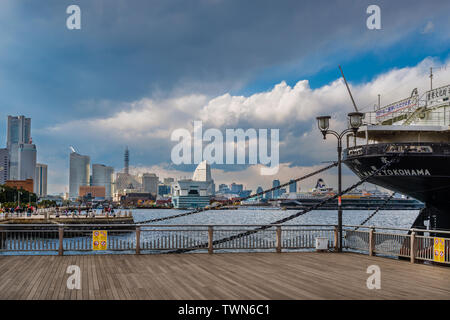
[343,143,450,230]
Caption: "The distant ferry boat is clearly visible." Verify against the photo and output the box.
[280,178,424,210]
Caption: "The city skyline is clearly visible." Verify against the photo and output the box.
[1,1,450,194]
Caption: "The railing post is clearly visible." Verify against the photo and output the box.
[410,231,416,264]
[276,226,282,253]
[208,226,213,254]
[369,227,375,256]
[58,226,64,256]
[136,226,141,255]
[334,226,339,251]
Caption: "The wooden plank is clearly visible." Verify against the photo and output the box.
[0,252,449,299]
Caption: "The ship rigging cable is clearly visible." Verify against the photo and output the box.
[354,192,396,230]
[168,155,400,253]
[136,162,338,225]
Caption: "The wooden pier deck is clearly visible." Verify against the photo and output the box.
[0,252,449,300]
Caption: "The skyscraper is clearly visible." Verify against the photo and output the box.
[256,186,264,199]
[7,115,36,181]
[69,151,90,199]
[142,173,159,195]
[289,180,297,193]
[92,164,114,199]
[17,143,37,180]
[34,163,48,197]
[124,147,129,174]
[7,115,31,149]
[272,179,281,198]
[0,149,9,185]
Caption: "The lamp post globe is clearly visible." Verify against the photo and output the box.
[316,116,331,138]
[348,112,364,132]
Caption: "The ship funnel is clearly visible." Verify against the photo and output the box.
[315,178,327,189]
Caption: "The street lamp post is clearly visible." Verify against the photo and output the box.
[316,112,364,252]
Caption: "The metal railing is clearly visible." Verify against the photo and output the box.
[343,225,450,265]
[0,223,449,265]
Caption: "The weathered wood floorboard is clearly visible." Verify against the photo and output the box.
[0,252,448,300]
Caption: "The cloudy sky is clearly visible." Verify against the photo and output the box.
[1,0,450,194]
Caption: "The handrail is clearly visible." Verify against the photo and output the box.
[0,223,337,228]
[1,223,450,234]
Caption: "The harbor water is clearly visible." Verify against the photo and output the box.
[131,208,420,228]
[1,208,420,255]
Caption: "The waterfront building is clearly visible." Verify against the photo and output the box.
[69,151,90,199]
[272,180,281,198]
[171,161,215,208]
[289,180,297,193]
[0,148,9,185]
[79,185,106,200]
[171,179,211,209]
[34,163,48,197]
[124,147,130,174]
[158,184,171,197]
[92,164,114,200]
[218,184,230,193]
[7,115,31,149]
[230,183,243,194]
[192,160,215,195]
[256,186,264,199]
[7,116,37,181]
[114,147,143,194]
[120,191,155,206]
[17,143,37,181]
[239,190,252,198]
[142,173,159,196]
[163,177,174,185]
[114,172,142,194]
[5,179,34,193]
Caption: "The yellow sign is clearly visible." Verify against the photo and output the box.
[433,237,445,263]
[93,230,108,251]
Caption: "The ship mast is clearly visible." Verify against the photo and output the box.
[339,65,359,112]
[430,67,433,90]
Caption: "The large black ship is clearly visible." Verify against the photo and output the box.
[343,84,450,231]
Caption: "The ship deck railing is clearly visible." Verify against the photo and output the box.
[0,223,448,266]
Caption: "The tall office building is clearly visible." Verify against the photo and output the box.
[69,151,90,199]
[289,180,297,193]
[34,163,48,197]
[7,115,31,149]
[272,179,281,198]
[230,183,244,194]
[142,173,159,195]
[7,115,37,181]
[124,147,129,174]
[92,164,114,199]
[256,186,264,199]
[0,149,9,185]
[17,143,37,180]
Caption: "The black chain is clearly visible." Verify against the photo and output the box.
[354,192,396,230]
[167,155,400,253]
[136,162,338,224]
